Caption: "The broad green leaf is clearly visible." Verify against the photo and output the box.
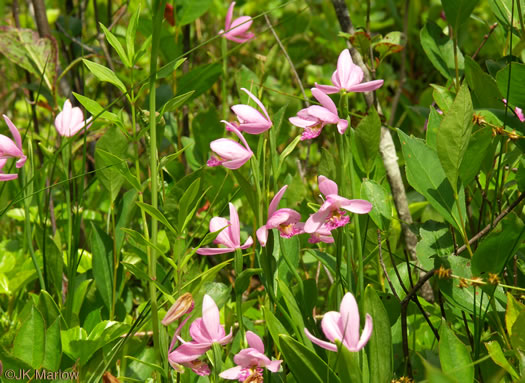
[89,223,114,312]
[439,320,474,383]
[436,84,474,193]
[415,221,454,270]
[95,126,128,203]
[71,279,92,325]
[100,23,130,67]
[177,63,222,101]
[373,31,406,61]
[160,90,194,114]
[442,0,479,29]
[73,92,119,122]
[277,235,300,285]
[13,305,45,369]
[335,341,363,383]
[136,201,177,235]
[355,107,381,175]
[496,62,525,107]
[423,358,457,383]
[278,280,310,347]
[361,180,392,230]
[485,341,519,379]
[176,0,213,26]
[506,292,525,337]
[488,0,525,33]
[235,268,262,294]
[264,307,290,349]
[43,238,63,297]
[160,145,190,168]
[177,178,200,231]
[464,56,502,108]
[426,106,443,150]
[121,228,166,254]
[82,59,126,93]
[279,334,341,383]
[277,136,301,176]
[458,126,493,186]
[363,285,393,383]
[42,318,61,371]
[398,130,465,231]
[37,291,61,328]
[420,21,464,80]
[0,27,57,91]
[472,216,525,275]
[431,85,455,112]
[517,157,525,192]
[510,312,525,350]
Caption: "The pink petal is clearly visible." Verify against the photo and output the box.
[321,311,344,343]
[235,122,272,135]
[311,88,338,115]
[304,328,338,352]
[202,294,222,341]
[223,122,252,152]
[355,313,373,351]
[3,115,22,150]
[336,49,353,89]
[209,216,236,248]
[331,70,342,89]
[239,236,253,249]
[268,185,288,217]
[0,173,18,181]
[210,138,251,161]
[224,34,254,44]
[345,63,364,89]
[231,104,268,125]
[304,203,332,234]
[196,247,235,255]
[318,176,338,196]
[306,106,339,124]
[339,292,361,349]
[266,208,301,228]
[347,80,384,93]
[190,318,212,343]
[228,203,241,247]
[224,2,235,30]
[266,359,282,372]
[256,226,268,247]
[222,153,252,169]
[337,119,348,134]
[219,366,243,380]
[234,348,271,368]
[218,328,233,345]
[289,115,318,128]
[169,342,211,364]
[225,16,253,36]
[0,135,24,158]
[338,198,373,214]
[240,88,272,123]
[314,83,339,95]
[246,331,265,353]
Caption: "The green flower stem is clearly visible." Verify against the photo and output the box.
[148,0,167,376]
[234,248,245,340]
[221,38,228,119]
[212,342,222,382]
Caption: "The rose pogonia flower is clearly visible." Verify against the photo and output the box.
[55,99,93,137]
[169,295,232,369]
[304,292,373,352]
[220,331,282,381]
[0,115,26,181]
[219,2,255,44]
[196,203,253,255]
[231,88,272,134]
[503,99,525,122]
[289,88,348,140]
[207,122,253,169]
[256,185,305,247]
[315,49,384,95]
[308,224,334,244]
[304,176,372,234]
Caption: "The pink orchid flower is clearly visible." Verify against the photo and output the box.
[304,292,373,352]
[55,99,93,137]
[207,122,253,169]
[219,2,255,44]
[308,224,335,244]
[231,88,272,134]
[256,185,305,247]
[289,88,348,140]
[197,203,253,255]
[304,176,373,234]
[169,294,233,369]
[315,49,384,95]
[503,99,525,122]
[0,115,26,181]
[220,331,282,381]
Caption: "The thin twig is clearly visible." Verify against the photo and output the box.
[472,23,498,59]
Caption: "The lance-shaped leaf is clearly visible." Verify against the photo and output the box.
[442,0,479,29]
[436,84,473,194]
[439,320,474,383]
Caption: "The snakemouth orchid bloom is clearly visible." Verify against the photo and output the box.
[169,294,233,371]
[55,99,93,137]
[315,49,384,95]
[503,99,525,122]
[304,292,373,353]
[0,115,26,181]
[219,2,255,44]
[256,185,305,247]
[220,331,282,381]
[197,203,253,255]
[304,176,373,234]
[231,88,272,134]
[207,122,253,169]
[289,88,348,140]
